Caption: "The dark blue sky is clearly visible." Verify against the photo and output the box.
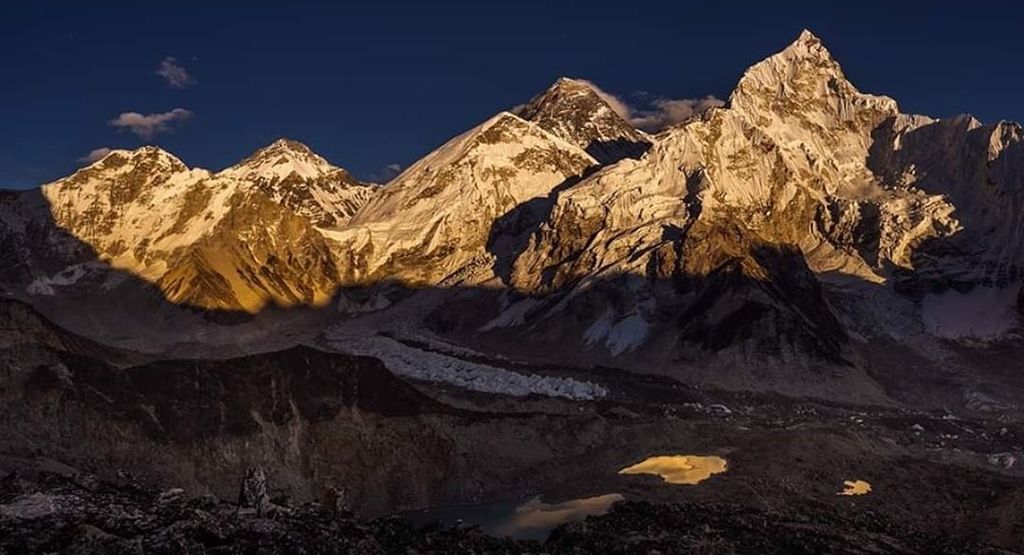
[2,1,1023,188]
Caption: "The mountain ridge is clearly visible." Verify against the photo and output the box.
[0,31,1020,396]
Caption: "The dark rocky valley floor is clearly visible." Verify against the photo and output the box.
[2,297,1023,553]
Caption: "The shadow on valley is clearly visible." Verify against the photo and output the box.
[5,175,1021,405]
[4,183,1024,552]
[0,183,883,518]
[5,295,1024,552]
[3,182,859,368]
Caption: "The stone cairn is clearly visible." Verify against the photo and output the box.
[236,466,269,517]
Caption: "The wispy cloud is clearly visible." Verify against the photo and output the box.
[629,96,725,132]
[576,80,633,121]
[78,147,112,164]
[108,108,193,140]
[370,163,403,183]
[156,57,195,89]
[578,80,724,133]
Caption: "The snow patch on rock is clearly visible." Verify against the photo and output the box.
[481,298,542,330]
[584,309,650,356]
[26,264,91,296]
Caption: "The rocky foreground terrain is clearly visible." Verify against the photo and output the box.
[0,469,1014,554]
[2,296,1024,553]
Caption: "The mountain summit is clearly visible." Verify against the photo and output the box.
[519,77,650,164]
[220,139,375,228]
[221,139,335,181]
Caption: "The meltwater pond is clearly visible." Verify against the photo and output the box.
[405,454,728,540]
[404,493,623,541]
[618,454,728,485]
[838,479,872,496]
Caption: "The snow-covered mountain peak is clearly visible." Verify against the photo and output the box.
[794,29,822,47]
[731,29,897,116]
[518,77,650,164]
[722,29,901,202]
[213,139,374,228]
[220,138,336,182]
[51,146,198,199]
[87,146,190,175]
[547,77,596,94]
[266,137,316,153]
[771,28,832,68]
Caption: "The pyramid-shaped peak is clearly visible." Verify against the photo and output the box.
[262,138,316,154]
[532,77,609,105]
[550,77,593,91]
[795,29,822,45]
[222,138,337,181]
[730,29,871,110]
[518,77,649,164]
[776,29,834,62]
[243,138,325,163]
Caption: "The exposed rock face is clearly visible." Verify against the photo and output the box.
[519,77,651,164]
[155,189,342,311]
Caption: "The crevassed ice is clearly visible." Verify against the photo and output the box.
[327,334,606,400]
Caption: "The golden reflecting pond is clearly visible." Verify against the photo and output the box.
[838,480,872,496]
[492,493,624,537]
[618,455,728,485]
[405,492,623,541]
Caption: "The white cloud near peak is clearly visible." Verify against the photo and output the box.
[370,163,403,183]
[629,96,725,132]
[77,147,112,164]
[575,80,632,120]
[108,108,194,140]
[577,80,724,132]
